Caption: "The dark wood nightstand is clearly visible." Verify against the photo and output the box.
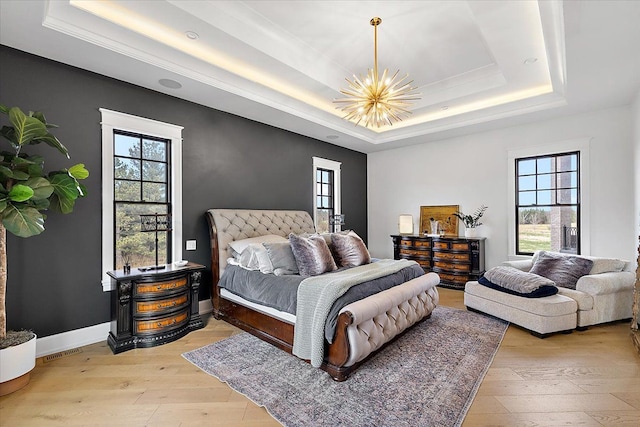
[107,262,205,353]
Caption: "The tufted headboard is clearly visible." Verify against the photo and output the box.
[205,209,316,285]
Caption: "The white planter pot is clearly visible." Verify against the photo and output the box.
[464,227,477,238]
[0,333,36,395]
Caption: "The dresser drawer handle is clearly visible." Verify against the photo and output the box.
[155,301,178,310]
[155,282,178,291]
[156,318,177,328]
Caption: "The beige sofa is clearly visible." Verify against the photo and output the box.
[464,251,635,337]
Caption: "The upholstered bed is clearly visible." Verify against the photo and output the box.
[206,209,440,380]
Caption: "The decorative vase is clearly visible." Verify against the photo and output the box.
[464,227,477,238]
[430,220,439,235]
[0,333,36,396]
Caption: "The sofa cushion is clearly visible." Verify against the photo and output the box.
[587,258,626,275]
[465,281,577,317]
[532,251,626,275]
[556,287,594,311]
[530,251,593,290]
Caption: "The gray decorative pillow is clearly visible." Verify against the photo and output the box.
[484,266,555,293]
[331,231,371,267]
[289,233,337,277]
[532,250,625,275]
[263,242,299,276]
[301,230,350,261]
[529,251,593,289]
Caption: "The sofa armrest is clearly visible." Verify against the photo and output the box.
[502,259,533,272]
[576,271,635,295]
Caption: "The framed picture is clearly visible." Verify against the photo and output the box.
[419,205,459,236]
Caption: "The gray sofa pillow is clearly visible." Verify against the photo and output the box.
[484,266,555,293]
[532,250,626,275]
[529,251,593,289]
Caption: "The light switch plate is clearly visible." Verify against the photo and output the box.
[186,240,197,251]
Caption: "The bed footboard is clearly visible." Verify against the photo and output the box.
[338,272,440,367]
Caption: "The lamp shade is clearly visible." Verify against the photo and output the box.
[398,214,414,235]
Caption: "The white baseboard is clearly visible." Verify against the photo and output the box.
[199,298,213,315]
[36,322,110,358]
[35,300,214,358]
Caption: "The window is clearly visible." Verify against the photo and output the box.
[508,138,590,258]
[312,157,341,233]
[316,168,334,232]
[516,152,580,255]
[100,109,183,291]
[114,131,171,269]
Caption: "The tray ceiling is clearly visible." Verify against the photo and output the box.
[1,1,639,152]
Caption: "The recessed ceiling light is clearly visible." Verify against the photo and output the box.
[326,135,339,140]
[159,79,182,89]
[185,31,199,40]
[523,57,538,65]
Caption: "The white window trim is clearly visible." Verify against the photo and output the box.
[312,157,341,231]
[507,137,591,259]
[100,109,184,291]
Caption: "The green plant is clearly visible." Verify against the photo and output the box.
[0,104,89,341]
[453,205,488,228]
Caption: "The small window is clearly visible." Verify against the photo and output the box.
[515,151,580,255]
[114,131,171,269]
[312,157,341,233]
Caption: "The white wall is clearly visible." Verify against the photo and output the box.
[368,106,635,269]
[634,90,640,244]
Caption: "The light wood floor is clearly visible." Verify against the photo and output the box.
[1,288,639,426]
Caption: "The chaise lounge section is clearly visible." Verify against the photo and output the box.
[464,251,635,337]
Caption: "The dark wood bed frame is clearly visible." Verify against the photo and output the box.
[206,210,432,381]
[206,213,361,380]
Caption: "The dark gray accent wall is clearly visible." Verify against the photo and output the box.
[0,45,367,338]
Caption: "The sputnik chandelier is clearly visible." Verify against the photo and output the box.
[334,17,420,128]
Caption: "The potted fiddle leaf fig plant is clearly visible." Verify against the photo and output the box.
[0,103,89,395]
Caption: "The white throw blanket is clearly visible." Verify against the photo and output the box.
[292,258,418,367]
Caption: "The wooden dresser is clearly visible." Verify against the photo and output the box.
[107,263,205,353]
[391,235,485,290]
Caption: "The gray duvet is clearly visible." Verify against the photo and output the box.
[218,261,424,342]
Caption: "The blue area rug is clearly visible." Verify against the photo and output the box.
[183,306,507,427]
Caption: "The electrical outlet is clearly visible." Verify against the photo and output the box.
[186,240,197,251]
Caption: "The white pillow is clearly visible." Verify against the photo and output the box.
[229,235,287,254]
[237,243,274,273]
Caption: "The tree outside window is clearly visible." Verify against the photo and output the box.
[113,131,171,269]
[516,152,580,255]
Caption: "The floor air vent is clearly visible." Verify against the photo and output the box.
[43,347,82,363]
